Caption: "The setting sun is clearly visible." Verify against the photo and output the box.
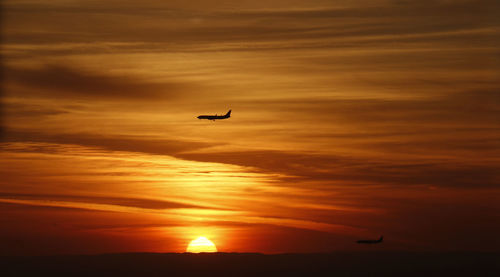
[186,237,218,253]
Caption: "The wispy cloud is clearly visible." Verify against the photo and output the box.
[0,192,223,210]
[4,65,197,100]
[3,130,219,155]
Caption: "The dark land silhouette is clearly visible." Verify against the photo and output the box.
[2,252,498,277]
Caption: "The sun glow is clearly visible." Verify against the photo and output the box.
[186,237,218,253]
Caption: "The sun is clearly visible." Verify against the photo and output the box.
[186,236,218,253]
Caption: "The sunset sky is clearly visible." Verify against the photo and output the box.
[1,0,499,255]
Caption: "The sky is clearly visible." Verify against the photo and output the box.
[1,0,499,255]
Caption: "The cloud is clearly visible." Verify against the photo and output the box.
[3,90,498,189]
[0,194,364,236]
[3,0,498,52]
[2,102,69,119]
[3,129,219,155]
[4,65,195,100]
[238,91,500,126]
[172,91,500,188]
[0,192,221,210]
[177,149,500,188]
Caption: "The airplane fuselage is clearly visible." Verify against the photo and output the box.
[356,236,383,244]
[197,115,229,120]
[356,240,381,244]
[197,110,231,121]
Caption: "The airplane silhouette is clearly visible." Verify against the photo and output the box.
[197,110,231,121]
[356,236,383,244]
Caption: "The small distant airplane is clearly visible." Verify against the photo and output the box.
[356,236,383,244]
[197,110,231,121]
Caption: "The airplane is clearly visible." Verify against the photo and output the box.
[356,236,383,244]
[197,110,231,121]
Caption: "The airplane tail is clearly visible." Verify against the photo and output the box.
[225,109,231,118]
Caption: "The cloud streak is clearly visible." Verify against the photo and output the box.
[3,129,219,156]
[0,192,223,210]
[4,65,197,100]
[3,0,499,53]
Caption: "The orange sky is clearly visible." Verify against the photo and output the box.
[1,0,500,255]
